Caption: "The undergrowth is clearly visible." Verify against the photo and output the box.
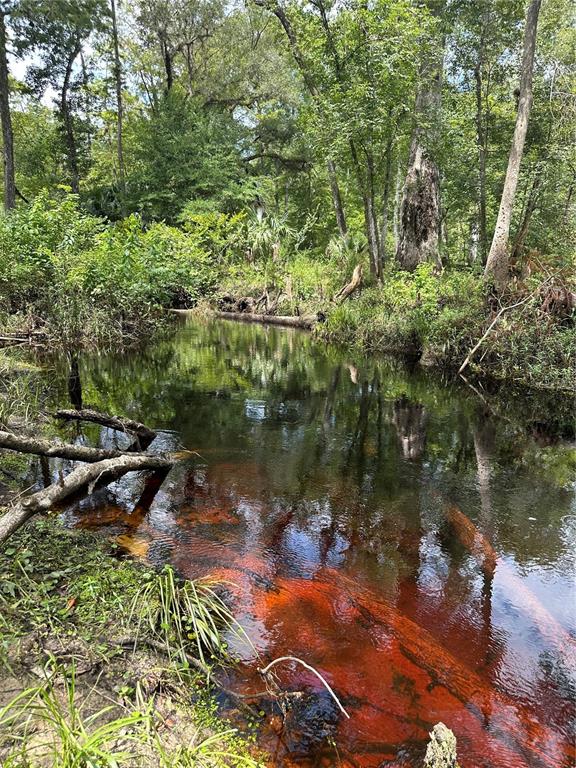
[0,518,262,767]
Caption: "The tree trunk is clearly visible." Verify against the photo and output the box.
[380,137,394,266]
[333,263,363,303]
[160,35,173,92]
[395,39,443,271]
[0,453,172,545]
[474,55,488,263]
[0,430,158,463]
[511,168,542,261]
[393,161,402,251]
[61,42,82,194]
[396,141,442,271]
[0,11,15,211]
[327,159,347,237]
[485,0,542,290]
[110,0,126,197]
[55,408,156,444]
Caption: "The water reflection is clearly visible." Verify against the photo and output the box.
[40,318,575,767]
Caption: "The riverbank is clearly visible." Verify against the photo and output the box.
[215,263,575,395]
[1,194,573,393]
[0,512,263,767]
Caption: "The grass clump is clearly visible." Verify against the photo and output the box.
[0,519,263,767]
[131,566,249,667]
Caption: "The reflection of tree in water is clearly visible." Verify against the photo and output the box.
[392,395,427,460]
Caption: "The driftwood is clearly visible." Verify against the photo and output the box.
[0,453,172,544]
[55,408,156,449]
[214,311,318,330]
[0,430,133,464]
[333,263,363,303]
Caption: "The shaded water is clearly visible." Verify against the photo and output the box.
[43,319,575,767]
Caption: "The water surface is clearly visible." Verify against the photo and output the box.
[45,319,575,767]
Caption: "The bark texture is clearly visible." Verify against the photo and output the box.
[396,42,443,272]
[0,11,15,211]
[55,408,156,443]
[214,311,318,329]
[0,430,139,463]
[333,264,363,303]
[0,453,172,544]
[485,0,542,289]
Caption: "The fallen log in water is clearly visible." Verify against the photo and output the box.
[443,502,576,665]
[214,311,319,329]
[55,408,156,442]
[329,570,571,768]
[443,503,497,577]
[0,453,172,544]
[0,430,133,463]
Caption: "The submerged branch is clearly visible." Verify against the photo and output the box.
[259,655,350,719]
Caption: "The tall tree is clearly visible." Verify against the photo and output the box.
[396,3,444,272]
[14,0,106,193]
[253,0,348,238]
[110,0,125,197]
[0,4,15,210]
[485,0,542,290]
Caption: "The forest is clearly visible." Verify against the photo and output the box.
[0,0,575,767]
[0,0,574,387]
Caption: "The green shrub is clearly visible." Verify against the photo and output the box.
[0,193,223,347]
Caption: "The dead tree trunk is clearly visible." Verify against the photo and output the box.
[0,453,172,544]
[0,430,152,463]
[0,431,165,466]
[55,408,156,448]
[396,0,444,271]
[485,0,542,290]
[396,81,443,271]
[0,11,16,211]
[333,264,363,303]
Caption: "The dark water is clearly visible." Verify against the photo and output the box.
[44,318,575,767]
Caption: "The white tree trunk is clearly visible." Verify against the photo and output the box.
[485,0,542,290]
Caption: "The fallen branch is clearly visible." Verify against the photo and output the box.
[0,430,134,463]
[214,312,318,330]
[0,453,172,544]
[333,264,363,304]
[259,655,350,719]
[458,283,548,375]
[55,408,156,448]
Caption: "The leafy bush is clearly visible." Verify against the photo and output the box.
[0,193,222,347]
